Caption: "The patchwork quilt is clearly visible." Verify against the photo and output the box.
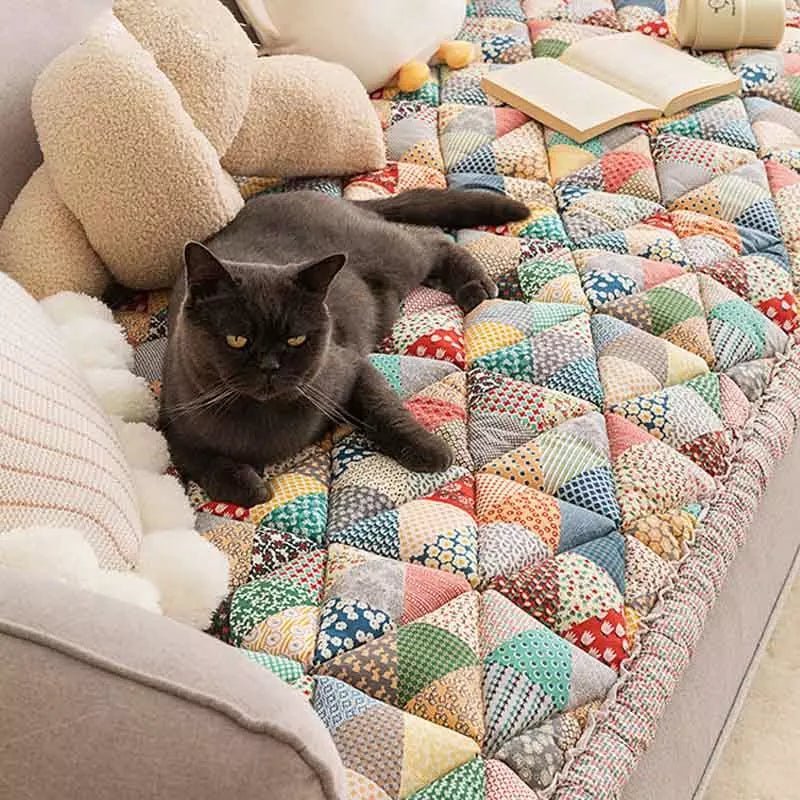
[114,5,800,798]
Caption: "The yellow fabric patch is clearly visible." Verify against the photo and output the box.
[399,714,479,797]
[241,604,317,665]
[465,320,525,361]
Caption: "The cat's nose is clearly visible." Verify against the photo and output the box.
[259,355,280,373]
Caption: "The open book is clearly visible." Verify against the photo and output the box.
[482,32,741,143]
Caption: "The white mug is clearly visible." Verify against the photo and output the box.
[676,0,785,50]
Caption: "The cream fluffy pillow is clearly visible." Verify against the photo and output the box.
[222,56,386,177]
[236,0,465,91]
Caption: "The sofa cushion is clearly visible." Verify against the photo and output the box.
[0,272,142,568]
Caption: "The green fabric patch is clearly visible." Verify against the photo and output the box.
[518,258,573,301]
[242,651,304,684]
[474,339,534,382]
[397,623,477,705]
[647,287,703,337]
[260,492,328,543]
[409,757,486,799]
[370,354,403,395]
[685,372,722,417]
[229,578,315,646]
[486,627,572,709]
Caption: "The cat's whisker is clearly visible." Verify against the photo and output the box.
[169,384,243,418]
[298,384,360,427]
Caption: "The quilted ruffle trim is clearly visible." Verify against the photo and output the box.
[546,338,800,800]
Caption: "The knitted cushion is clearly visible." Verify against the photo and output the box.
[0,273,142,568]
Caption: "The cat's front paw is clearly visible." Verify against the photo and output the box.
[203,465,272,509]
[456,277,498,313]
[396,434,454,473]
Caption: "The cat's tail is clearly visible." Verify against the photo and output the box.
[357,188,529,229]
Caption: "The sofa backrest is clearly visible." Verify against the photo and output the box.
[0,0,111,221]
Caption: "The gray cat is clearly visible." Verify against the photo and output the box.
[160,188,527,507]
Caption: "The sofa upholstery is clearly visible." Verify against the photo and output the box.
[0,566,346,800]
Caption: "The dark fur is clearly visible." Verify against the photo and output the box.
[160,188,528,506]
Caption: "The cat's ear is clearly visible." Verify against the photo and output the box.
[183,241,236,303]
[295,253,347,295]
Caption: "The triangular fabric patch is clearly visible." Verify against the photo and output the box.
[493,703,595,791]
[652,96,758,153]
[486,757,545,798]
[375,100,444,172]
[314,542,471,665]
[554,132,660,204]
[592,313,709,406]
[228,547,327,666]
[598,273,716,366]
[652,132,759,207]
[626,505,701,561]
[488,533,629,670]
[607,412,716,529]
[458,230,588,307]
[448,118,549,181]
[607,372,750,476]
[468,369,593,468]
[575,249,686,309]
[695,254,798,334]
[465,300,603,407]
[476,471,616,581]
[477,411,621,525]
[390,306,466,369]
[625,534,676,617]
[439,103,530,173]
[316,592,484,743]
[408,757,485,800]
[696,272,789,370]
[560,191,665,245]
[313,676,479,799]
[480,589,617,753]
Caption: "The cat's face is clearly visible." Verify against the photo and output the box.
[179,242,345,400]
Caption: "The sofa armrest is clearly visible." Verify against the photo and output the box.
[0,566,345,800]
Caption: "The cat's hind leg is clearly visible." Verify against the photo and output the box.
[348,360,453,473]
[431,241,498,313]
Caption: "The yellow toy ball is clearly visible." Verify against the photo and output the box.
[396,60,431,93]
[437,40,476,70]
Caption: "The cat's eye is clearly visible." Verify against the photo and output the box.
[225,334,249,349]
[287,335,307,347]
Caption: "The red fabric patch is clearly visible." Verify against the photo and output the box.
[200,500,250,521]
[404,328,466,366]
[637,19,669,38]
[406,396,466,429]
[426,474,476,515]
[566,608,629,671]
[758,292,800,333]
[490,557,561,629]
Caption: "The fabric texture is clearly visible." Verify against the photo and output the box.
[107,5,800,799]
[0,164,109,298]
[0,272,142,569]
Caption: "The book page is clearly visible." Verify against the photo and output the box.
[481,58,660,142]
[561,32,740,114]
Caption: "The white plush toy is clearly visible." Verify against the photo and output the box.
[236,0,473,92]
